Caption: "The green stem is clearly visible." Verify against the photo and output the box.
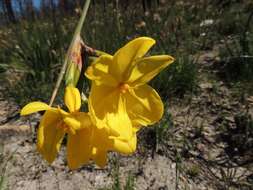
[49,0,91,106]
[75,0,91,37]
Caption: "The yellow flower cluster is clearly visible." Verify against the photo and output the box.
[20,37,174,169]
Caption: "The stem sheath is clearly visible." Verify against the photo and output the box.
[49,0,91,106]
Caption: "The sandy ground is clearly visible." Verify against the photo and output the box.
[0,103,209,190]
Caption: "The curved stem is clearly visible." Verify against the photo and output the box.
[49,0,91,106]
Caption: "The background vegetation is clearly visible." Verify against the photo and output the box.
[1,0,252,104]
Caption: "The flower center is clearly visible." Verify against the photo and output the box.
[118,83,130,93]
[57,121,68,132]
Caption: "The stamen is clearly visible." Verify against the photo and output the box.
[57,121,67,132]
[118,83,130,93]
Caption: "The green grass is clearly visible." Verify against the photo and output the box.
[0,1,252,106]
[155,104,174,146]
[0,1,207,105]
[214,2,253,84]
[151,53,198,99]
[98,157,135,190]
[0,20,73,105]
[0,1,251,105]
[219,33,253,82]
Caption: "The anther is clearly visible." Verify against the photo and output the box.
[118,83,130,93]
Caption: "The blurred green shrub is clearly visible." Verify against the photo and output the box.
[4,1,252,104]
[98,157,135,190]
[155,104,174,145]
[217,2,253,82]
[1,20,73,105]
[151,54,198,99]
[219,25,253,82]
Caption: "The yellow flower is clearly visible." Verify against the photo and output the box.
[85,37,174,133]
[21,86,93,169]
[21,86,137,168]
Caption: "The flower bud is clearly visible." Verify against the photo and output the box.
[65,35,84,86]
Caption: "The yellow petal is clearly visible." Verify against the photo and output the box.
[106,95,132,140]
[127,55,174,86]
[124,84,164,126]
[110,37,156,81]
[63,116,81,134]
[111,133,137,154]
[88,82,120,130]
[20,101,51,116]
[85,55,118,86]
[75,112,93,128]
[93,149,107,168]
[133,125,142,133]
[58,107,70,117]
[67,127,92,169]
[89,82,133,139]
[95,49,111,57]
[91,127,114,151]
[90,128,113,168]
[63,112,92,135]
[64,86,81,112]
[37,110,65,163]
